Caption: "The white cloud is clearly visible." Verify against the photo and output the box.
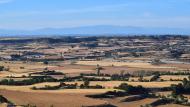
[0,0,13,4]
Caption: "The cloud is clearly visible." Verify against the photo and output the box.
[0,0,13,4]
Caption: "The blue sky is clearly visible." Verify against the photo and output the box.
[0,0,190,30]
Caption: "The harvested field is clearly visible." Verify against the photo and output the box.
[0,90,107,107]
[99,96,158,107]
[49,68,93,74]
[1,36,190,107]
[121,98,158,107]
[129,76,153,82]
[158,104,187,107]
[0,81,180,92]
[0,61,52,73]
[65,81,180,88]
[160,75,188,81]
[0,82,115,93]
[76,61,176,69]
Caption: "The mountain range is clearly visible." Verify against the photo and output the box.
[0,25,190,36]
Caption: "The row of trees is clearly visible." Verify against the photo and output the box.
[116,83,148,95]
[171,76,190,95]
[0,66,9,71]
[0,77,57,86]
[32,80,104,90]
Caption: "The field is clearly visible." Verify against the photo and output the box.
[0,81,181,92]
[0,90,107,107]
[0,60,189,78]
[76,61,176,69]
[0,90,186,107]
[160,75,188,81]
[1,36,190,107]
[0,60,188,107]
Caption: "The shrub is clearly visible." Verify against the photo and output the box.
[116,83,148,95]
[0,66,4,71]
[43,61,49,65]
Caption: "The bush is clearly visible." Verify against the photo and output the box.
[122,95,148,102]
[150,98,173,106]
[86,91,127,98]
[43,61,49,65]
[171,77,190,95]
[89,85,105,89]
[0,77,58,86]
[0,95,9,103]
[0,66,4,71]
[84,80,90,87]
[32,85,60,90]
[150,74,160,81]
[116,83,148,95]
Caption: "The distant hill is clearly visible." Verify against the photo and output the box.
[0,25,190,36]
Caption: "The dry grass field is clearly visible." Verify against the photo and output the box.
[0,89,185,107]
[65,81,181,88]
[0,61,51,74]
[158,104,187,107]
[0,81,180,93]
[75,61,190,74]
[160,75,189,81]
[1,37,190,107]
[0,89,186,107]
[0,60,187,107]
[76,61,176,69]
[0,60,189,78]
[129,76,153,81]
[0,90,107,107]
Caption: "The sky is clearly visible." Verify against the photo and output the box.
[0,0,190,30]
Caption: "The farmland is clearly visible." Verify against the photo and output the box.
[0,36,190,107]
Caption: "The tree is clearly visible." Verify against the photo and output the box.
[10,54,21,60]
[0,66,4,71]
[0,95,9,103]
[96,64,103,76]
[171,83,184,95]
[182,78,188,86]
[188,75,190,81]
[170,50,184,58]
[43,61,49,65]
[150,74,160,81]
[120,70,125,80]
[151,59,163,65]
[117,83,148,95]
[138,76,143,82]
[84,80,90,87]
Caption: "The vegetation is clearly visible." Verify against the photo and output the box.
[171,76,190,95]
[0,77,57,86]
[0,95,13,106]
[116,83,148,95]
[0,66,9,71]
[0,66,4,71]
[150,74,160,81]
[96,64,104,76]
[86,90,127,98]
[43,61,49,65]
[111,74,129,81]
[0,95,10,103]
[122,94,156,102]
[1,35,190,107]
[151,59,163,65]
[84,104,117,107]
[23,104,37,107]
[31,70,64,75]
